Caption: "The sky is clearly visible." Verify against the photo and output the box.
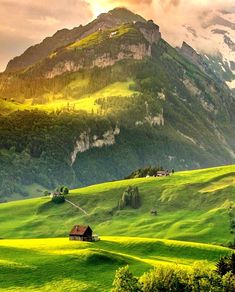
[0,0,235,72]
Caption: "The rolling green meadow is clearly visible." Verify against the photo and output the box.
[1,6,235,291]
[0,237,231,291]
[0,165,234,291]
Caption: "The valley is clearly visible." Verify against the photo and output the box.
[0,165,234,290]
[0,5,235,291]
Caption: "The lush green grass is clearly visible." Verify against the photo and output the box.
[0,166,234,290]
[68,24,142,50]
[0,237,231,291]
[0,81,137,114]
[0,165,234,245]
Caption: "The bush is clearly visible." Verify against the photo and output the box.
[139,266,189,292]
[112,261,235,292]
[111,265,139,292]
[51,195,65,204]
[222,272,235,291]
[216,254,235,276]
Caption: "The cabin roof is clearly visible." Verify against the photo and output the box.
[69,225,91,236]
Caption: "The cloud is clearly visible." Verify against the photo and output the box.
[0,0,92,71]
[159,0,181,10]
[1,0,235,71]
[90,0,235,52]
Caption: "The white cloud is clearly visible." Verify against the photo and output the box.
[1,0,235,71]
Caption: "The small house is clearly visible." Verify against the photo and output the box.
[69,225,93,241]
[156,170,169,177]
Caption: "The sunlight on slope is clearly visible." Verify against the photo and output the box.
[199,176,235,193]
[0,237,230,291]
[0,165,234,244]
[1,81,137,114]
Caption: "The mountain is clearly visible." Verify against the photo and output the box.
[1,8,235,201]
[179,9,235,90]
[5,8,145,73]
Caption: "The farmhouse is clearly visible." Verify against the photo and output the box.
[69,225,93,241]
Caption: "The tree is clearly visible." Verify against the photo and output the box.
[216,254,235,276]
[51,195,65,204]
[111,266,139,292]
[217,257,230,276]
[62,186,69,195]
[118,186,141,210]
[44,190,50,196]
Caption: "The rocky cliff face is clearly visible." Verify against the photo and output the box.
[135,20,161,45]
[45,43,152,79]
[179,42,202,67]
[71,127,120,165]
[42,21,161,79]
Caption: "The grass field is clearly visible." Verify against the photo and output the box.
[0,165,234,291]
[0,237,231,291]
[0,165,234,245]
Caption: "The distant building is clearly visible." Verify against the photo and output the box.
[156,170,169,177]
[69,225,93,241]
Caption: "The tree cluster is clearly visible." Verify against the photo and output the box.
[125,166,164,179]
[111,260,235,292]
[118,186,141,209]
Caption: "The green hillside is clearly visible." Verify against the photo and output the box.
[0,166,234,291]
[0,237,231,291]
[0,165,234,246]
[1,8,235,202]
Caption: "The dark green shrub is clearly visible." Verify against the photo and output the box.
[118,186,141,210]
[51,195,65,204]
[216,254,235,276]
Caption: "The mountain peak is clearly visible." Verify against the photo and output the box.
[5,7,146,73]
[97,7,146,24]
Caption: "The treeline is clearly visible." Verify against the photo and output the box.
[0,110,114,200]
[125,166,164,179]
[111,255,235,291]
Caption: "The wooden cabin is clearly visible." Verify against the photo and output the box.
[69,225,93,241]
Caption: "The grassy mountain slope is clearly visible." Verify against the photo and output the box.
[1,38,235,201]
[0,237,230,291]
[0,165,234,246]
[1,9,235,201]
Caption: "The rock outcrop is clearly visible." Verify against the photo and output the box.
[70,127,120,165]
[135,20,161,45]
